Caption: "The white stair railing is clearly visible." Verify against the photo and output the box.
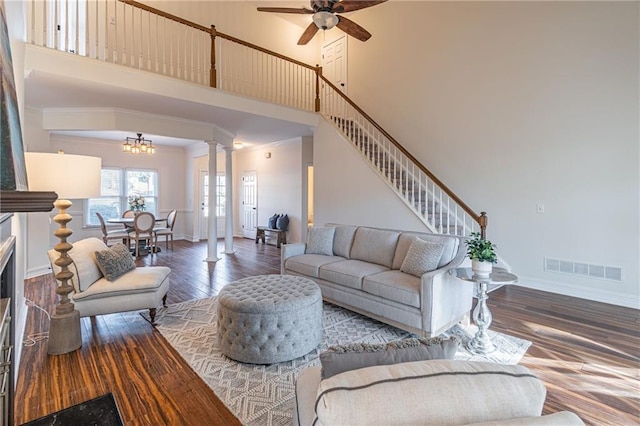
[320,77,486,237]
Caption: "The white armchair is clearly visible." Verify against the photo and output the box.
[48,238,170,323]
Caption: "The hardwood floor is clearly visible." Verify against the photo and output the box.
[16,238,639,425]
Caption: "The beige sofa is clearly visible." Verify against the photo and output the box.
[281,224,472,337]
[294,359,584,425]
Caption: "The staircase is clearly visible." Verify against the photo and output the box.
[331,117,477,236]
[25,0,487,238]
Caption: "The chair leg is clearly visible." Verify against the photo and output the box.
[149,308,157,324]
[170,235,173,250]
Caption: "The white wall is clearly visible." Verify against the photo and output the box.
[315,2,639,308]
[234,139,310,244]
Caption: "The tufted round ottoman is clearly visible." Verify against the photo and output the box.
[217,274,323,364]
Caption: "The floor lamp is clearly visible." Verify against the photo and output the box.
[25,151,101,355]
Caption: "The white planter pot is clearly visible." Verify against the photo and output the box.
[472,259,493,277]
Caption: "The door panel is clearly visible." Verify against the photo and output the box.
[199,171,209,240]
[242,171,257,238]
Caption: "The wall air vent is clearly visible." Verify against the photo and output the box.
[544,258,622,282]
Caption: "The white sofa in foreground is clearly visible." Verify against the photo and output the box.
[282,224,471,337]
[294,359,585,426]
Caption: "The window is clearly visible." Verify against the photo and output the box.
[85,168,158,226]
[202,173,225,218]
[216,174,225,217]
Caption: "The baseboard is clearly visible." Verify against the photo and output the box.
[518,275,639,309]
[27,265,51,279]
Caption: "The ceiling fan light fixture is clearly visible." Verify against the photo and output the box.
[313,11,338,30]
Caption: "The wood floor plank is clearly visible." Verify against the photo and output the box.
[15,239,639,425]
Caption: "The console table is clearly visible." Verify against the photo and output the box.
[450,267,518,354]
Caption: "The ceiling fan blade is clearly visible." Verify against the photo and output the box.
[336,16,371,42]
[298,22,320,45]
[257,7,314,14]
[332,0,387,13]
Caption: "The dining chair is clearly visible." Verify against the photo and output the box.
[153,209,177,250]
[96,212,130,246]
[121,210,135,231]
[128,212,156,257]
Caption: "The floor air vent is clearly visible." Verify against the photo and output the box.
[544,258,622,281]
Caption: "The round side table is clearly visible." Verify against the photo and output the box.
[450,267,518,354]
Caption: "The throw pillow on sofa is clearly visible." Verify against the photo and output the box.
[320,336,458,379]
[400,237,446,277]
[94,243,136,281]
[306,227,335,256]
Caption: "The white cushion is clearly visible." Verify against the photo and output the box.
[72,266,171,301]
[48,237,107,292]
[306,227,335,256]
[400,238,445,277]
[393,232,460,270]
[315,360,546,425]
[350,227,400,268]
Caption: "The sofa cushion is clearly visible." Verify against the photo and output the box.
[330,224,358,259]
[94,243,136,281]
[319,260,389,290]
[320,336,458,379]
[315,360,546,426]
[350,227,400,268]
[305,227,335,256]
[286,254,345,278]
[48,237,107,293]
[362,270,421,308]
[72,266,171,302]
[393,232,459,270]
[400,238,446,277]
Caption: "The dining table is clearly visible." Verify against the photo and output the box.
[106,215,166,254]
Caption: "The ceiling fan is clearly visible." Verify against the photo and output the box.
[257,0,388,45]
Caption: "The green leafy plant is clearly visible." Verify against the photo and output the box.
[465,232,497,263]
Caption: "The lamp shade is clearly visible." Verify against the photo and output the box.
[25,152,102,199]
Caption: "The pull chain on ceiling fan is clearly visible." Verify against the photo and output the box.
[257,0,387,45]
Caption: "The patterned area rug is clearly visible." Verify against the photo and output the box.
[146,297,531,426]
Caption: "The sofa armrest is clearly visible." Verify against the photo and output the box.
[419,241,473,336]
[281,243,307,274]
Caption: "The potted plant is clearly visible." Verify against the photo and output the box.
[465,232,497,277]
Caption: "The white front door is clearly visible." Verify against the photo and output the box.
[199,170,209,240]
[322,35,347,93]
[242,171,257,238]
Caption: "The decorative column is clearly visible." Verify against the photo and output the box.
[222,147,235,254]
[205,141,220,262]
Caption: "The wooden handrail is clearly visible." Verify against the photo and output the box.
[319,75,484,226]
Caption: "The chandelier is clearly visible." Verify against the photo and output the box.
[123,132,155,155]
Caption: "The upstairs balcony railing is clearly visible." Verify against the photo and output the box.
[25,0,487,237]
